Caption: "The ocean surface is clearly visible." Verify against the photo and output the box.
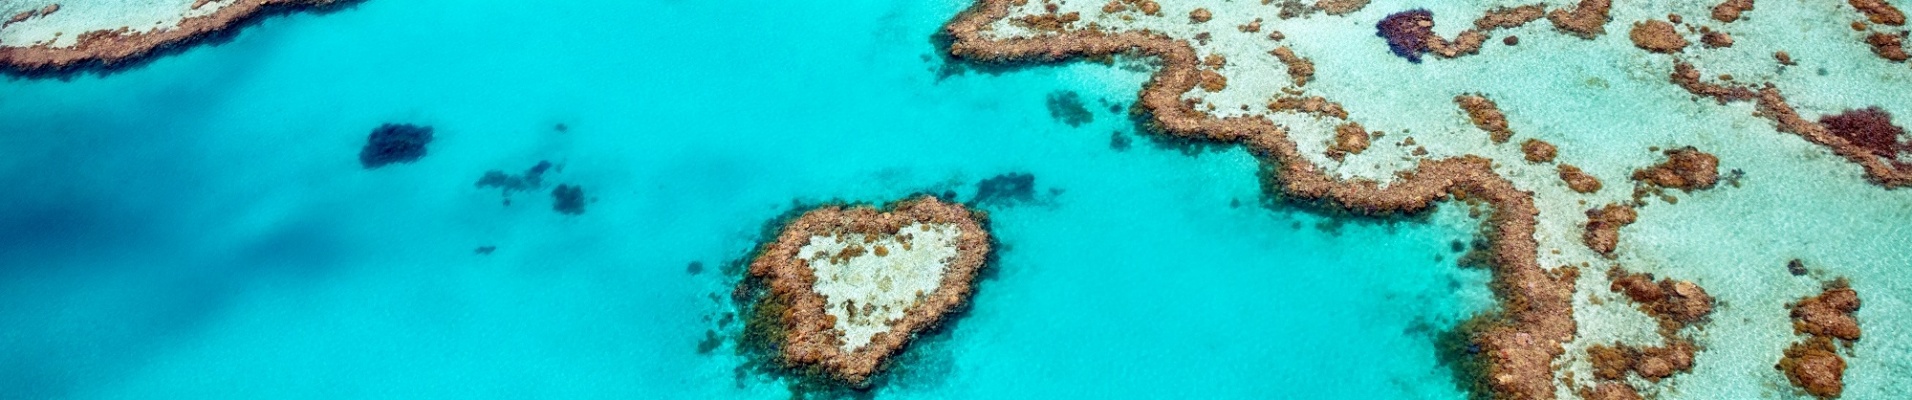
[1,0,1647,398]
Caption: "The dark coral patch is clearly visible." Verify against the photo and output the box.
[1377,9,1436,63]
[552,184,586,215]
[359,123,434,169]
[972,173,1037,207]
[1046,90,1095,127]
[1820,107,1908,157]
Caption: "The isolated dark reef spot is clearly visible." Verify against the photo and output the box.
[552,184,587,215]
[1819,106,1909,158]
[1046,90,1095,127]
[971,173,1039,207]
[359,123,433,169]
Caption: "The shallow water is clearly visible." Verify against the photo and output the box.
[1,0,1500,398]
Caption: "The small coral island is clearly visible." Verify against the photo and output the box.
[739,196,992,387]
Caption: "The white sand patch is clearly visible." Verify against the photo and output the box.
[1,0,231,48]
[799,222,961,353]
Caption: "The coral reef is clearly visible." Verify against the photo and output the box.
[1583,267,1713,394]
[1863,32,1908,61]
[1608,267,1714,331]
[1331,122,1371,157]
[1819,107,1909,158]
[1670,61,1912,187]
[0,0,359,76]
[945,2,1578,397]
[476,160,555,194]
[1522,139,1557,163]
[1582,204,1636,255]
[1547,0,1612,39]
[358,123,433,169]
[1046,90,1095,127]
[1268,46,1314,87]
[1188,8,1211,23]
[1629,20,1688,53]
[1712,0,1754,23]
[1455,94,1513,143]
[1268,96,1348,119]
[551,184,586,215]
[1631,147,1720,191]
[1315,0,1370,16]
[1849,0,1906,26]
[1376,9,1436,63]
[1558,164,1604,193]
[1779,280,1862,398]
[972,172,1038,207]
[741,196,990,386]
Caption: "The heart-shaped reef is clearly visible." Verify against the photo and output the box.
[742,196,991,386]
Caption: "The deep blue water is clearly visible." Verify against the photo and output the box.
[1,0,1490,398]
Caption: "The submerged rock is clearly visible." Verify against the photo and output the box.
[359,123,434,169]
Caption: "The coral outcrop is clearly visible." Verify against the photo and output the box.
[742,196,991,386]
[1456,94,1514,143]
[1559,164,1604,193]
[1522,139,1558,163]
[1631,147,1720,191]
[1548,0,1612,39]
[1629,20,1688,53]
[1779,280,1862,398]
[1582,204,1636,256]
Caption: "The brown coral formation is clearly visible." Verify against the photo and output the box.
[1582,204,1635,255]
[1315,0,1370,15]
[1269,46,1314,87]
[1584,268,1712,394]
[1778,281,1862,398]
[1849,0,1907,26]
[1608,267,1715,330]
[1268,95,1348,119]
[1522,139,1558,163]
[1780,339,1848,398]
[1331,122,1371,157]
[1629,20,1689,53]
[1455,94,1514,143]
[1700,27,1734,48]
[1819,106,1909,158]
[744,196,992,386]
[0,0,353,76]
[1712,0,1754,23]
[1632,146,1720,191]
[1863,32,1909,61]
[1188,7,1212,23]
[2,3,58,28]
[945,2,1576,398]
[1012,9,1081,32]
[1559,164,1603,193]
[1548,0,1612,39]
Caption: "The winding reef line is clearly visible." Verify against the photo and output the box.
[942,1,1577,399]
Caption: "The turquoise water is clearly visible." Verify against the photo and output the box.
[1,0,1494,398]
